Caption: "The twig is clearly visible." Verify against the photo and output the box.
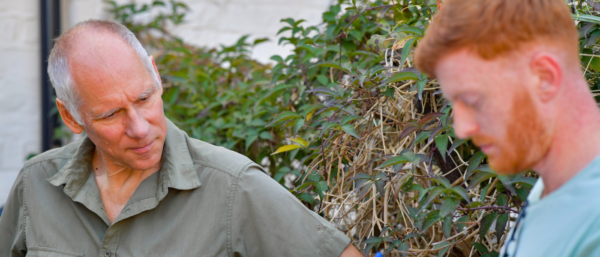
[457,206,518,214]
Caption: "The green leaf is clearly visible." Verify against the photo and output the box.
[152,1,165,6]
[456,215,469,232]
[289,136,308,147]
[411,131,430,147]
[245,130,258,151]
[270,54,285,63]
[442,216,452,238]
[416,74,427,100]
[434,241,453,257]
[381,71,419,85]
[382,86,395,99]
[466,151,486,177]
[496,213,509,240]
[272,144,303,155]
[267,111,301,127]
[515,187,531,202]
[573,13,600,24]
[294,118,305,134]
[322,122,340,134]
[398,26,424,36]
[450,186,470,202]
[440,198,460,218]
[298,192,315,205]
[341,123,360,139]
[430,176,451,189]
[259,131,273,140]
[309,61,350,73]
[387,240,403,255]
[375,180,386,198]
[377,20,391,32]
[497,175,518,196]
[479,213,499,238]
[496,194,507,207]
[366,34,386,54]
[400,37,417,67]
[362,236,382,255]
[480,183,491,202]
[448,138,466,154]
[511,176,537,188]
[435,134,449,162]
[315,180,328,200]
[377,155,410,169]
[421,186,444,212]
[474,242,489,253]
[398,240,409,257]
[468,172,496,190]
[481,252,500,257]
[422,210,440,231]
[341,115,362,125]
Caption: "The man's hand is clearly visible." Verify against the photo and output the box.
[340,244,362,257]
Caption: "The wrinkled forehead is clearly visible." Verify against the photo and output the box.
[67,32,150,91]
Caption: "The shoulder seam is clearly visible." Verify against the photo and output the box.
[22,156,72,170]
[225,162,256,257]
[192,159,251,177]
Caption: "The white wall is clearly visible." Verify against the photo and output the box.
[171,0,332,63]
[0,0,42,204]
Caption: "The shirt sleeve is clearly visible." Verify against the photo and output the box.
[0,169,27,257]
[229,166,351,257]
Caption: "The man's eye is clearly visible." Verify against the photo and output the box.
[140,97,149,102]
[106,112,115,118]
[462,96,482,108]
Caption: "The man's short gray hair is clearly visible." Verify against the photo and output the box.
[48,19,160,124]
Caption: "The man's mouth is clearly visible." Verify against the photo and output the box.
[480,144,493,154]
[131,141,153,154]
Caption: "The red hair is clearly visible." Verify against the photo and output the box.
[415,0,579,77]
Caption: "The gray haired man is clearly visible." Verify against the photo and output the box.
[0,20,362,257]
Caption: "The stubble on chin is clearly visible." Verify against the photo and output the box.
[482,92,551,174]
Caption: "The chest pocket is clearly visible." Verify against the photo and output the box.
[26,247,84,257]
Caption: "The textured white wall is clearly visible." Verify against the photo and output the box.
[171,0,332,63]
[0,0,42,204]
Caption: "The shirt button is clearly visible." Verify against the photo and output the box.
[104,251,111,257]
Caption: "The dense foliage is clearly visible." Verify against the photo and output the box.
[101,0,600,256]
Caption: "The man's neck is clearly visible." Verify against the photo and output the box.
[534,86,600,197]
[92,148,160,223]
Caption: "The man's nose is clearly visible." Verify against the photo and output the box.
[453,103,479,139]
[125,109,150,139]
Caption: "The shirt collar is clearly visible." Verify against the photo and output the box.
[48,118,200,197]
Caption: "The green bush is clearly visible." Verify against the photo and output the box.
[105,0,600,256]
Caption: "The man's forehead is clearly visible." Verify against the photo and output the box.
[436,49,511,97]
[68,33,148,88]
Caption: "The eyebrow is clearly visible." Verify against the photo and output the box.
[93,87,156,120]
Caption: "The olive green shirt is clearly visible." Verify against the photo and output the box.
[0,119,350,257]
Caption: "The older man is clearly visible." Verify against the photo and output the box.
[415,0,600,256]
[0,20,362,257]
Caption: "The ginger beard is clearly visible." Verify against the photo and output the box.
[473,90,551,174]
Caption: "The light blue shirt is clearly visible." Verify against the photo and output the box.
[501,155,600,256]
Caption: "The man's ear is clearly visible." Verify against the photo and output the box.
[149,55,162,94]
[530,53,562,103]
[56,98,84,134]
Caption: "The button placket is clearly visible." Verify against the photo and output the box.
[100,222,122,257]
